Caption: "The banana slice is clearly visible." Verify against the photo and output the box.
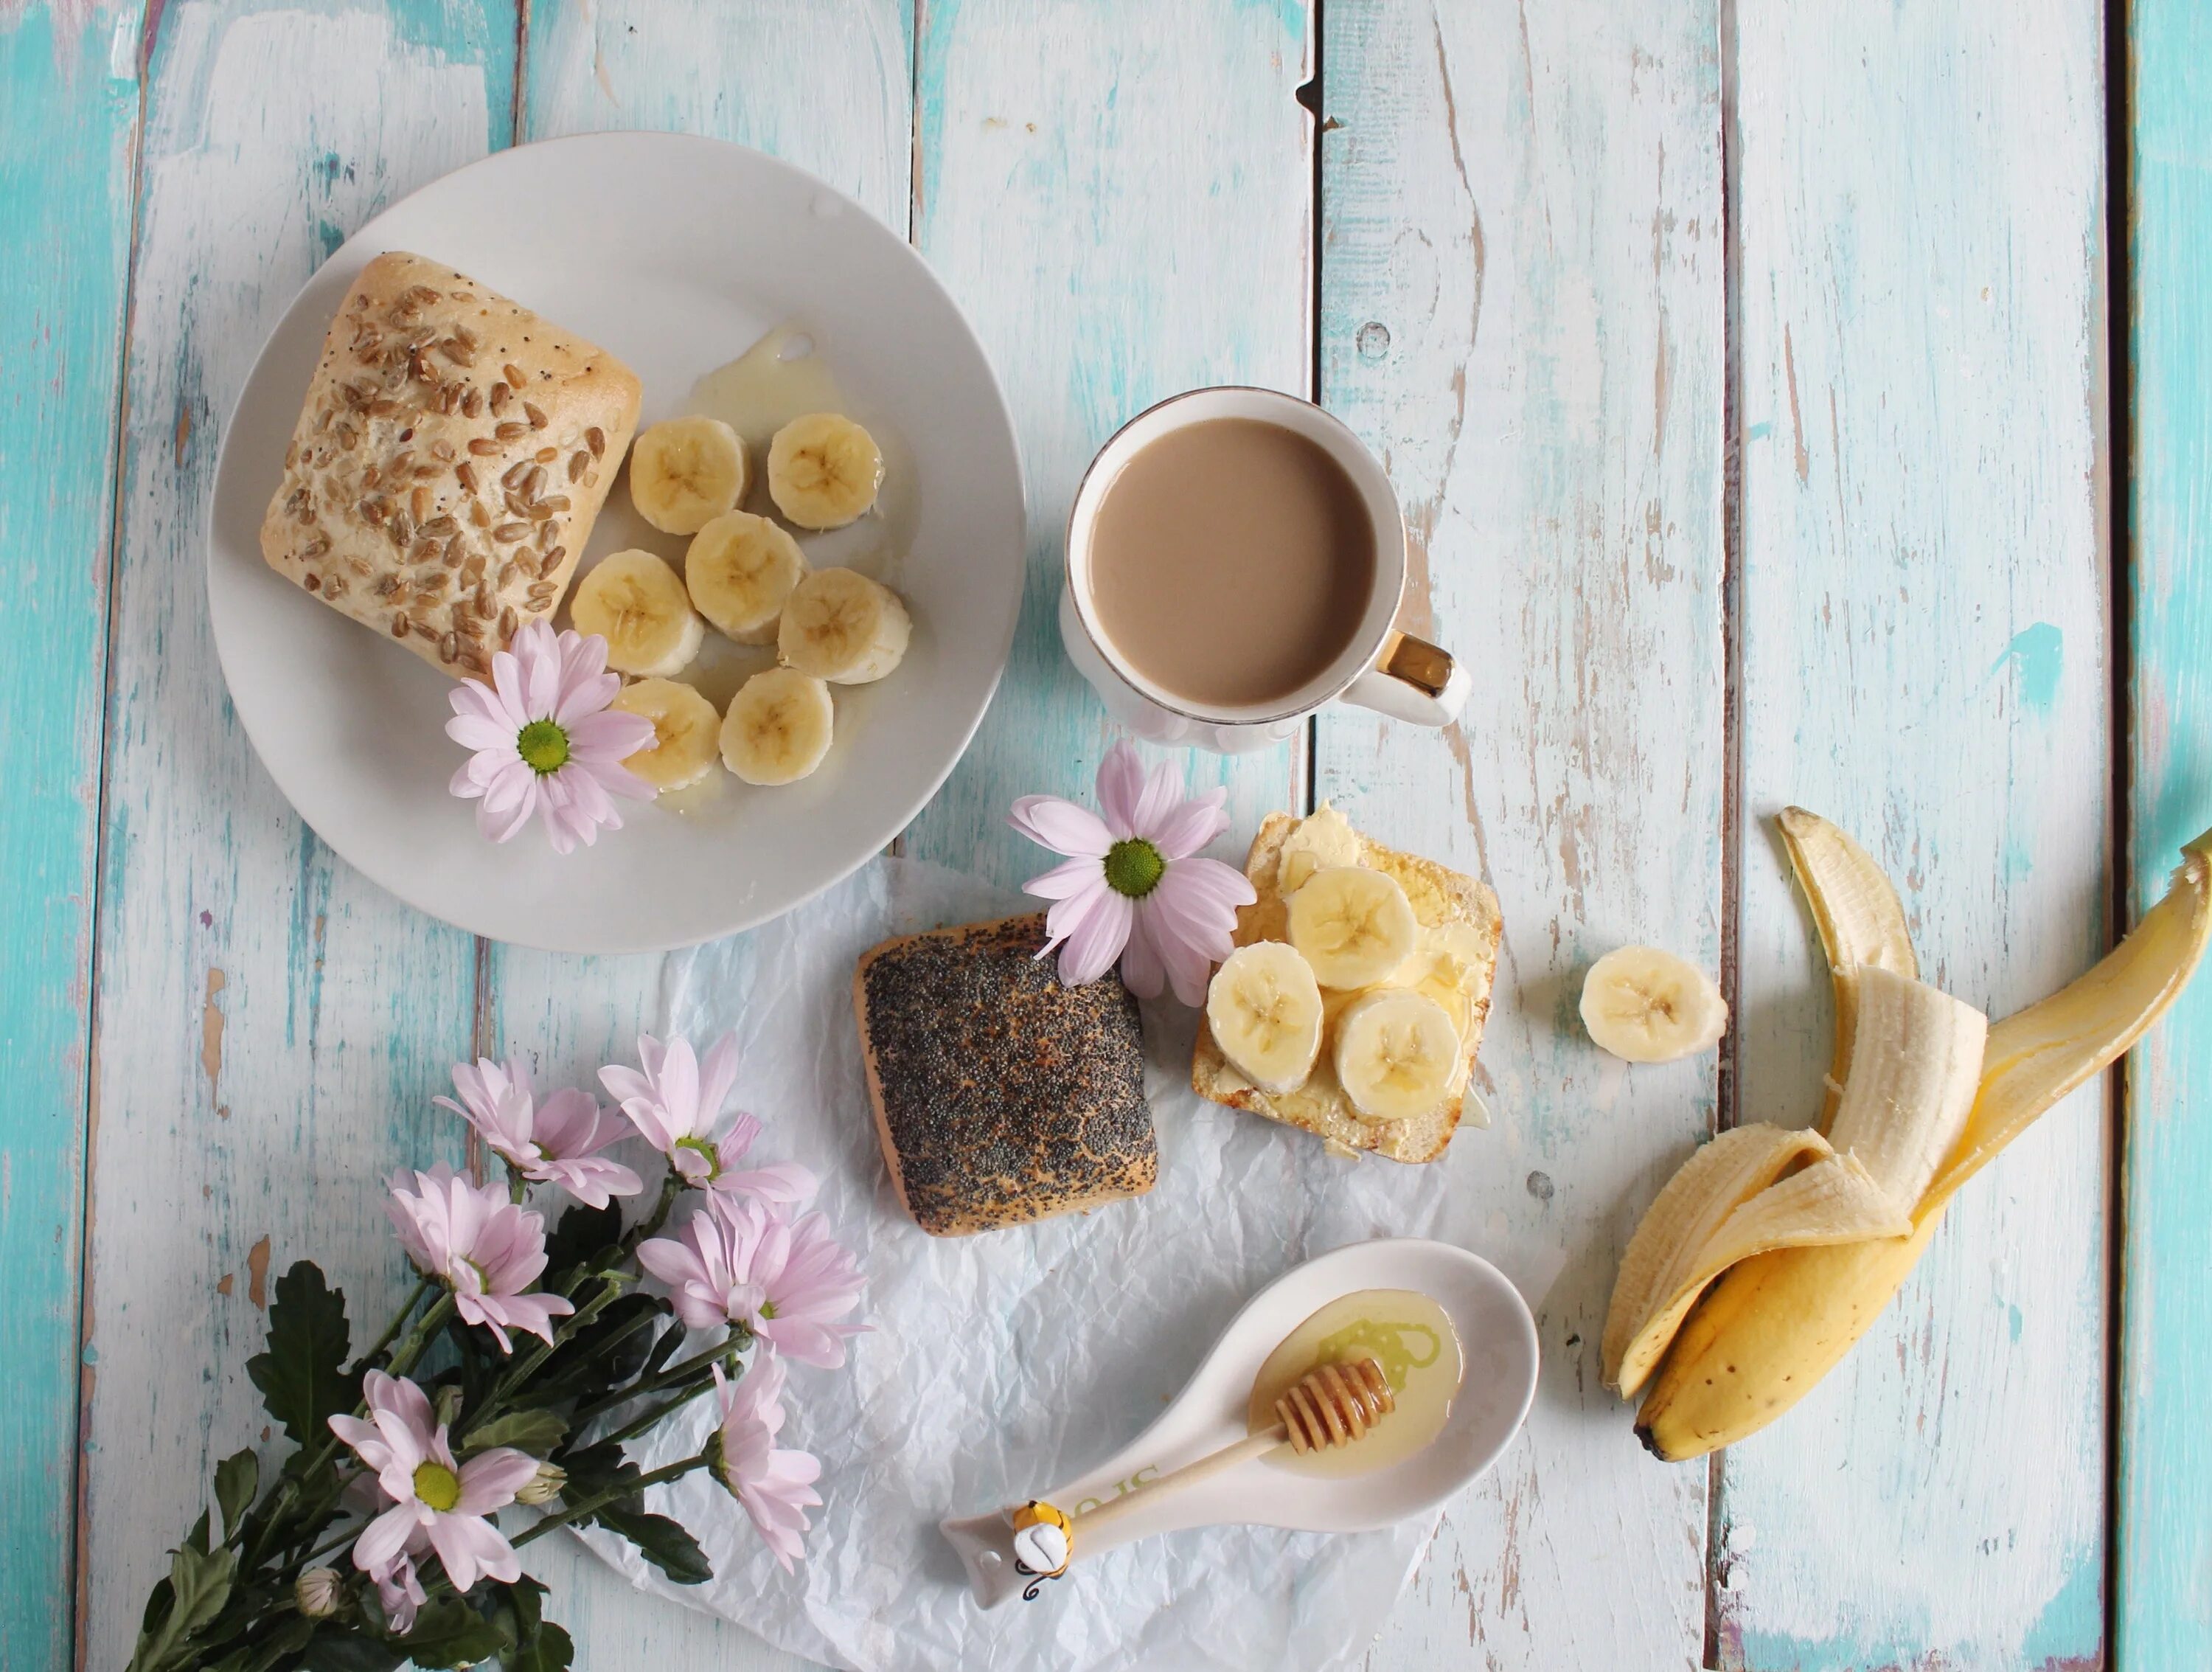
[720,667,834,785]
[1286,865,1419,989]
[777,567,911,684]
[1334,988,1462,1123]
[630,416,748,535]
[1396,921,1492,1036]
[1276,802,1365,895]
[687,511,810,645]
[1206,942,1326,1094]
[1579,946,1728,1063]
[608,679,722,793]
[766,412,883,530]
[571,550,705,678]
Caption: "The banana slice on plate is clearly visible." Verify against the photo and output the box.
[1206,942,1326,1094]
[721,666,835,785]
[630,416,748,535]
[1286,865,1419,989]
[767,412,883,529]
[1579,946,1729,1063]
[778,567,911,684]
[687,511,809,645]
[608,679,722,793]
[571,549,704,678]
[1335,988,1462,1122]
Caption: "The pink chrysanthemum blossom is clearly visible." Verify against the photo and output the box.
[445,622,655,853]
[709,1355,822,1572]
[599,1034,815,1206]
[386,1165,576,1352]
[1009,740,1256,1004]
[368,1533,428,1634]
[434,1055,644,1208]
[330,1370,539,1595]
[637,1197,866,1368]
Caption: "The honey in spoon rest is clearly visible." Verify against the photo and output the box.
[1247,1288,1464,1477]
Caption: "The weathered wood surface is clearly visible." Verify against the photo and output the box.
[2118,0,2212,1665]
[0,0,2162,1666]
[1317,1,1725,1666]
[0,2,139,1665]
[1720,2,2111,1667]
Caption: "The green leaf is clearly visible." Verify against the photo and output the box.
[543,1201,622,1277]
[397,1599,511,1668]
[593,1503,712,1585]
[551,1440,640,1503]
[507,1622,575,1672]
[246,1262,358,1447]
[507,1574,546,1633]
[213,1449,259,1539]
[299,1625,405,1672]
[186,1508,212,1555]
[459,1407,567,1459]
[125,1542,236,1671]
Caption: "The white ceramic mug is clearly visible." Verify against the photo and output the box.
[1059,386,1468,754]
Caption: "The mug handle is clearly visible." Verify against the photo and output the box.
[1340,631,1470,727]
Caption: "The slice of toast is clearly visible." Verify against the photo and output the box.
[1192,811,1501,1163]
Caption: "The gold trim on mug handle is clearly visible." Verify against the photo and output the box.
[1341,631,1470,726]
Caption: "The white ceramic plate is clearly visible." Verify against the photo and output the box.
[209,133,1024,953]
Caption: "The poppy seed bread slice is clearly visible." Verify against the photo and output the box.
[854,913,1157,1236]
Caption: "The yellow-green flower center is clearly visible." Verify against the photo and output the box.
[1103,838,1165,899]
[413,1460,461,1512]
[516,718,570,775]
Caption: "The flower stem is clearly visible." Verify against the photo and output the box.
[352,1274,439,1373]
[599,1377,718,1451]
[573,1330,745,1424]
[512,1451,712,1550]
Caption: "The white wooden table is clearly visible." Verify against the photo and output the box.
[7,1,2207,1667]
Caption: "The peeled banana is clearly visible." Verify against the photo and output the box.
[1778,806,1918,1128]
[1287,866,1419,989]
[1206,941,1326,1094]
[608,679,723,794]
[1579,946,1729,1063]
[767,412,883,530]
[1820,966,1984,1207]
[1334,988,1461,1122]
[629,416,748,535]
[720,666,834,785]
[687,511,809,645]
[777,567,910,684]
[571,550,704,678]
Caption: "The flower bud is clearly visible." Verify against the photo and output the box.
[296,1567,342,1619]
[433,1384,465,1429]
[515,1461,566,1506]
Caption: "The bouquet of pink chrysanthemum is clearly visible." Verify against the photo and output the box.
[126,1034,862,1672]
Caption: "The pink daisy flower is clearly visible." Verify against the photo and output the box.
[445,622,655,853]
[637,1197,866,1368]
[1009,740,1256,1004]
[329,1370,539,1595]
[434,1055,644,1208]
[385,1165,575,1353]
[599,1034,816,1207]
[709,1356,822,1572]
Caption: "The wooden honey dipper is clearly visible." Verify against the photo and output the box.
[1037,1357,1396,1560]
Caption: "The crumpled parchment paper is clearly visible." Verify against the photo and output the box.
[575,856,1458,1671]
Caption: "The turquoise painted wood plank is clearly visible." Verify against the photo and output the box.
[1722,2,2110,1666]
[2118,1,2212,1665]
[507,3,911,1661]
[899,0,1312,887]
[0,3,141,1666]
[1315,2,1725,1664]
[74,4,512,1663]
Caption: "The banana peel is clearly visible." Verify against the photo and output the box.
[1635,823,2212,1460]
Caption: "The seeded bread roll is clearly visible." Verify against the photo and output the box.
[258,251,641,677]
[853,913,1158,1237]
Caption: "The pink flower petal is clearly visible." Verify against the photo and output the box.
[1126,756,1188,843]
[453,1446,538,1515]
[1117,906,1166,999]
[1020,854,1107,903]
[1144,785,1233,861]
[566,708,655,761]
[1055,887,1133,985]
[1094,743,1145,838]
[1008,794,1111,858]
[445,713,517,753]
[352,1502,420,1576]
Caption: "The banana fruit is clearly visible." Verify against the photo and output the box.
[1287,866,1419,988]
[778,568,911,684]
[1579,946,1729,1063]
[1206,942,1326,1093]
[767,412,883,529]
[1631,818,2212,1461]
[1778,806,1918,1127]
[1821,966,1984,1206]
[720,666,834,785]
[1334,988,1462,1122]
[608,679,722,793]
[687,511,809,645]
[629,416,748,535]
[1276,802,1364,894]
[570,550,704,678]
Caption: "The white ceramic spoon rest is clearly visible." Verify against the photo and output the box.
[939,1236,1540,1608]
